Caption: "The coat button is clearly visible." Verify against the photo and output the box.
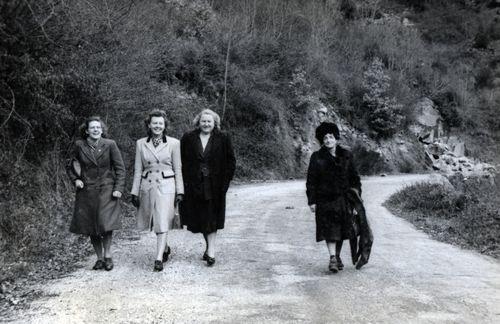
[149,180,152,183]
[156,179,160,183]
[148,161,151,164]
[156,170,159,173]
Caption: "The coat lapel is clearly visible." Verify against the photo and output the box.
[80,142,98,166]
[93,140,107,162]
[144,140,161,162]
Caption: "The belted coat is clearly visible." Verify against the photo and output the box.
[67,138,126,235]
[180,129,235,233]
[131,136,184,233]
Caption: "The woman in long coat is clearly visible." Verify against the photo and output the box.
[306,122,361,273]
[67,116,125,271]
[180,109,236,266]
[131,109,184,272]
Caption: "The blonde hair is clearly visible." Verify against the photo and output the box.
[192,109,221,130]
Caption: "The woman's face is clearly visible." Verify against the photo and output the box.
[323,133,337,149]
[199,113,215,134]
[149,116,165,136]
[86,121,103,140]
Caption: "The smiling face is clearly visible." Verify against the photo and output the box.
[149,116,165,136]
[322,133,337,149]
[199,113,215,135]
[86,120,103,140]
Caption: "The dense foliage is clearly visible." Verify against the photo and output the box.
[1,0,499,283]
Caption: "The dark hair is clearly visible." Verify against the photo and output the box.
[144,109,169,137]
[79,116,108,139]
[315,122,340,144]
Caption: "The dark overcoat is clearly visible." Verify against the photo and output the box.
[306,145,361,242]
[180,129,236,233]
[67,138,125,235]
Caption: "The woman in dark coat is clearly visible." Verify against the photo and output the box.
[180,109,236,266]
[306,122,361,273]
[67,116,125,271]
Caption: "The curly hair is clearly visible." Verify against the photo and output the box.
[192,109,221,130]
[144,109,169,137]
[315,122,340,144]
[79,116,108,139]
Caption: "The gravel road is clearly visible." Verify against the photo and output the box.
[9,174,500,323]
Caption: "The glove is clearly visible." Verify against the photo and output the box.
[131,195,140,208]
[175,194,184,205]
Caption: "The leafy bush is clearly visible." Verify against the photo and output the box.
[362,57,405,138]
[386,175,500,258]
[351,142,389,175]
[432,91,463,129]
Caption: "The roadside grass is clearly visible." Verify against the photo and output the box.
[384,174,500,258]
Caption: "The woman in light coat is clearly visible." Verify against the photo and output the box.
[131,110,184,272]
[67,116,125,271]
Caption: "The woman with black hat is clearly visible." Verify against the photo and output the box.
[306,122,362,273]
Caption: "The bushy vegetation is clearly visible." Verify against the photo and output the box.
[385,175,500,258]
[1,0,500,303]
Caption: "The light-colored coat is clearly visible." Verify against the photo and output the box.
[131,136,184,232]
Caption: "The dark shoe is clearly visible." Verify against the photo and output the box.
[206,256,215,266]
[328,256,338,273]
[92,260,105,270]
[202,252,208,261]
[154,260,163,272]
[162,246,171,263]
[104,257,114,271]
[336,256,344,271]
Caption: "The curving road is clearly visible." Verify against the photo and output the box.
[12,174,500,323]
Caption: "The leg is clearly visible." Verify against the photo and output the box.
[326,241,335,257]
[206,231,217,258]
[205,231,217,266]
[90,235,104,260]
[102,231,114,271]
[90,235,104,270]
[326,241,338,273]
[103,231,113,258]
[335,240,344,270]
[156,232,168,261]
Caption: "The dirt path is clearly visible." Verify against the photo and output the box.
[9,175,500,323]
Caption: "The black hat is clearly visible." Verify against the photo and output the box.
[315,122,340,144]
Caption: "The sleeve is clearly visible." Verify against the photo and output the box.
[223,133,236,191]
[130,140,143,196]
[172,140,184,195]
[347,151,362,196]
[180,133,188,185]
[66,143,80,183]
[110,140,126,193]
[306,153,319,205]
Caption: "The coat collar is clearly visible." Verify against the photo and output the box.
[194,129,217,160]
[144,136,169,161]
[80,139,107,166]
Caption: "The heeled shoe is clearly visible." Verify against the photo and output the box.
[92,259,104,270]
[202,252,208,261]
[162,246,171,263]
[154,260,163,272]
[206,256,215,266]
[104,257,114,271]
